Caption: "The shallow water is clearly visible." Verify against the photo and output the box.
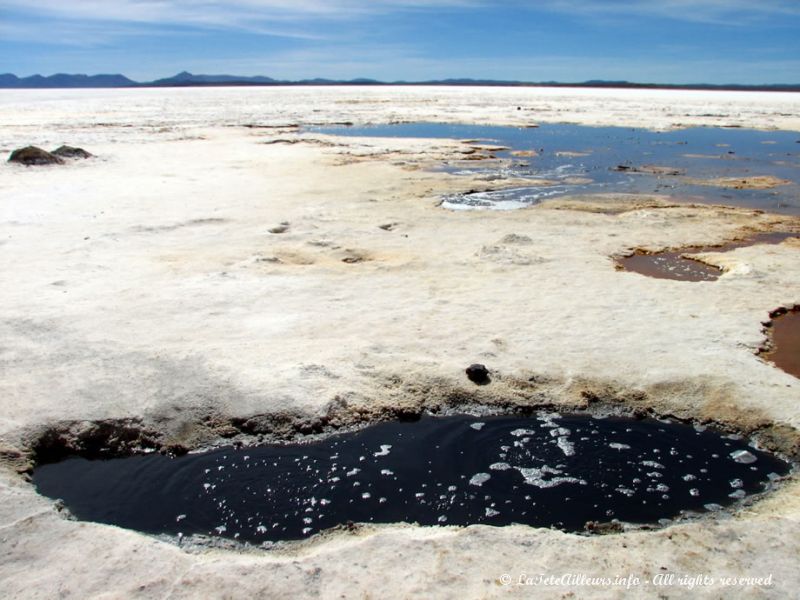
[619,232,799,282]
[34,413,789,543]
[310,123,800,213]
[764,310,800,378]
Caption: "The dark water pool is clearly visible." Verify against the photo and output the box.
[34,413,789,544]
[309,123,800,213]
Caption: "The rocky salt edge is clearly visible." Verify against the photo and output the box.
[1,87,800,599]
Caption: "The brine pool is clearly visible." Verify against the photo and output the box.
[34,413,790,544]
[762,308,800,379]
[309,123,800,213]
[618,231,799,282]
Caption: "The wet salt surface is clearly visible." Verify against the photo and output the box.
[34,414,790,544]
[309,123,800,213]
[618,231,799,282]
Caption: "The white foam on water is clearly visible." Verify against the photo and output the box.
[490,462,511,471]
[642,461,665,469]
[549,427,571,437]
[515,465,586,489]
[469,473,491,487]
[609,443,631,451]
[373,445,392,457]
[556,437,576,457]
[510,428,536,437]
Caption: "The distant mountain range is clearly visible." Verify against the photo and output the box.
[1,71,799,92]
[0,73,137,88]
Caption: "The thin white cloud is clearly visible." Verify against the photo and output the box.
[0,0,483,26]
[541,0,800,25]
[0,0,485,44]
[2,0,796,38]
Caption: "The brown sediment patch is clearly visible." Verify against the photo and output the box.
[759,307,800,379]
[682,153,736,159]
[241,123,300,130]
[617,250,721,282]
[613,164,685,176]
[262,137,344,148]
[562,176,594,185]
[468,145,510,153]
[510,149,539,157]
[269,250,317,266]
[616,231,799,282]
[339,248,372,264]
[460,153,497,161]
[540,194,680,214]
[14,371,800,476]
[685,175,791,189]
[248,245,381,269]
[617,164,686,176]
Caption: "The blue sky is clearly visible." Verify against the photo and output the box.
[1,1,799,83]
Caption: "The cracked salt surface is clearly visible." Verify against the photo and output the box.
[34,414,790,543]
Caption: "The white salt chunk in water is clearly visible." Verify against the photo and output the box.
[730,450,757,464]
[469,473,491,487]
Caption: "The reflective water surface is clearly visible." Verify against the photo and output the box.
[34,413,790,543]
[310,123,800,213]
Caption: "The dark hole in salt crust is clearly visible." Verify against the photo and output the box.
[33,413,790,544]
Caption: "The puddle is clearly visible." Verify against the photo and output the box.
[762,308,800,378]
[618,232,799,281]
[308,123,800,213]
[33,413,789,544]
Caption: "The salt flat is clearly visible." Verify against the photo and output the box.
[1,86,800,599]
